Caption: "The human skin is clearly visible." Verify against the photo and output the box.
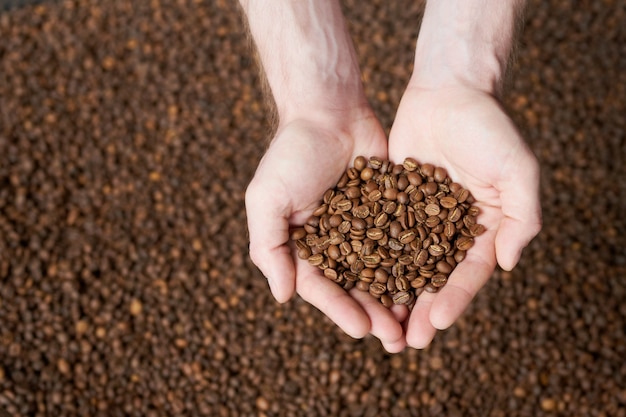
[241,0,541,351]
[388,0,541,348]
[241,0,407,352]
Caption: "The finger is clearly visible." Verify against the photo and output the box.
[496,215,542,271]
[349,289,406,352]
[295,261,371,339]
[405,292,438,349]
[496,152,542,271]
[382,337,408,354]
[245,180,296,303]
[390,304,409,323]
[429,229,497,330]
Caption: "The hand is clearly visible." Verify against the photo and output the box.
[388,86,542,348]
[245,109,408,352]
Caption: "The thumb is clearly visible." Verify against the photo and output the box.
[245,179,296,303]
[495,154,542,271]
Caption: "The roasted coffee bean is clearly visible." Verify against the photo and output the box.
[374,212,388,228]
[454,188,470,203]
[327,245,341,260]
[403,157,419,172]
[415,209,428,224]
[353,205,370,219]
[368,189,383,202]
[456,236,475,251]
[411,276,427,289]
[377,246,390,259]
[323,189,336,204]
[291,157,483,311]
[312,203,329,217]
[392,291,411,305]
[362,253,382,265]
[380,294,393,308]
[291,228,307,240]
[346,186,361,199]
[440,241,452,255]
[347,167,360,180]
[425,203,441,216]
[389,221,403,239]
[382,201,397,214]
[421,182,438,196]
[440,196,458,209]
[383,187,398,200]
[469,223,486,237]
[425,214,441,227]
[308,254,325,267]
[433,166,448,183]
[398,229,417,244]
[436,260,453,274]
[397,175,409,191]
[420,163,435,177]
[374,268,389,283]
[395,276,410,292]
[330,193,346,208]
[366,228,384,240]
[369,282,387,298]
[338,220,352,234]
[360,167,374,181]
[414,249,429,266]
[398,254,414,266]
[339,241,353,256]
[344,271,358,282]
[351,217,367,231]
[369,156,383,169]
[428,244,445,257]
[406,210,416,228]
[354,155,368,171]
[388,239,404,251]
[463,215,477,228]
[448,206,463,223]
[407,172,423,186]
[443,221,456,238]
[424,283,439,293]
[419,268,435,279]
[431,274,448,288]
[324,268,339,281]
[297,243,313,260]
[361,239,375,256]
[329,214,343,228]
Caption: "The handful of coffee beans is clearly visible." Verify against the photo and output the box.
[290,156,485,310]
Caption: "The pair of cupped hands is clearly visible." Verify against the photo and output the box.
[245,85,542,352]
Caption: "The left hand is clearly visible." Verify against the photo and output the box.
[388,85,542,348]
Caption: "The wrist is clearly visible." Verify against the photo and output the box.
[275,100,378,142]
[241,0,367,122]
[409,38,505,94]
[409,0,525,95]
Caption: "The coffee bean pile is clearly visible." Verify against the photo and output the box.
[291,156,484,309]
[0,0,625,416]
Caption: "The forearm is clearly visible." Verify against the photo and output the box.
[239,0,367,122]
[410,0,526,94]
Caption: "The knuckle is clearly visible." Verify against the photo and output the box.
[247,243,264,268]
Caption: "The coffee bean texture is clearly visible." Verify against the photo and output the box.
[292,157,484,309]
[0,1,624,416]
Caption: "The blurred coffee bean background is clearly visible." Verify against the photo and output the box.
[0,0,624,416]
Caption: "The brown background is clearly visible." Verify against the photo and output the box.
[0,0,624,416]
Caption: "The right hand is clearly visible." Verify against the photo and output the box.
[245,108,408,352]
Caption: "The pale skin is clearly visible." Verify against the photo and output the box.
[241,0,542,352]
